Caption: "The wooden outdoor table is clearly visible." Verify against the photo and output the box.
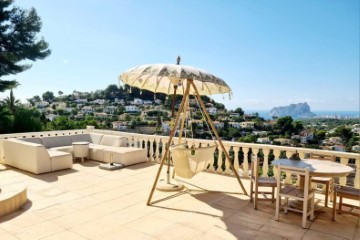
[272,158,353,178]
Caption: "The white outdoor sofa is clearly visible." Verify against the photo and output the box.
[3,133,147,174]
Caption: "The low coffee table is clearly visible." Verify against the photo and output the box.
[72,141,89,163]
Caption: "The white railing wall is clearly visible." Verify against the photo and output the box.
[0,128,359,189]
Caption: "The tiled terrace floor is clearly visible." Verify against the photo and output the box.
[0,161,359,240]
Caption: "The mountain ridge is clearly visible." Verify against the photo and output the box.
[268,102,316,119]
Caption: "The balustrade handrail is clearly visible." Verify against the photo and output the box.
[0,128,359,189]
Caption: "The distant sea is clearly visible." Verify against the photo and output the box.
[245,110,360,120]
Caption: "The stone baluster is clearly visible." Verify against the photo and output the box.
[208,147,216,172]
[262,148,270,177]
[158,139,163,161]
[252,148,260,177]
[155,138,161,163]
[217,147,223,174]
[299,151,306,159]
[233,147,240,176]
[273,149,281,180]
[354,157,360,189]
[136,137,141,148]
[131,136,135,147]
[339,157,349,186]
[242,147,249,178]
[148,138,154,162]
[224,146,231,175]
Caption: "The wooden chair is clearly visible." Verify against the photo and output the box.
[250,156,277,209]
[309,153,335,207]
[275,165,315,229]
[332,186,360,221]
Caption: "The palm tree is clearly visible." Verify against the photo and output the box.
[2,84,20,114]
[0,104,13,133]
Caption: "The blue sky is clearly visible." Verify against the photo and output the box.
[4,0,359,111]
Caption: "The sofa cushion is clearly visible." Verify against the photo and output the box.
[42,136,72,148]
[49,146,73,153]
[48,150,73,171]
[71,134,92,143]
[100,135,128,147]
[103,147,147,166]
[89,133,104,144]
[89,144,105,161]
[21,137,43,144]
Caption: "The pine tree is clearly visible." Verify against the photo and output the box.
[0,0,51,92]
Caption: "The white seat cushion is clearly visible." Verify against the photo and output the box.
[103,147,147,166]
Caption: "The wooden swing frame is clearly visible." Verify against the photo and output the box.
[147,79,248,205]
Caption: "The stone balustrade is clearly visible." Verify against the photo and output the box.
[0,128,359,188]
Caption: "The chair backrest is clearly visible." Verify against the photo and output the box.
[309,153,335,162]
[276,165,311,195]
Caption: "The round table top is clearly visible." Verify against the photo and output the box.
[272,158,354,177]
[72,141,89,145]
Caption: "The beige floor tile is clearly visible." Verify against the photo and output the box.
[71,209,145,239]
[94,226,154,240]
[310,218,358,239]
[153,222,203,240]
[0,212,45,232]
[40,230,89,240]
[200,224,253,240]
[176,212,227,232]
[13,221,65,240]
[303,229,348,240]
[125,215,172,235]
[224,210,270,230]
[258,219,307,239]
[34,204,77,220]
[0,227,18,240]
[49,210,96,229]
[63,195,102,210]
[211,194,249,210]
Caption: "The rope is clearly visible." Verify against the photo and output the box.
[193,94,217,146]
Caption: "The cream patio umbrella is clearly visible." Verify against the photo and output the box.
[119,57,247,205]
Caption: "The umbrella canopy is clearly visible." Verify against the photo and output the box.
[119,63,231,96]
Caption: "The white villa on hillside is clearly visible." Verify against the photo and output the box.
[126,105,140,112]
[82,106,93,114]
[133,98,143,105]
[206,107,217,115]
[240,121,255,129]
[229,122,241,129]
[93,99,106,105]
[35,101,49,108]
[213,121,224,129]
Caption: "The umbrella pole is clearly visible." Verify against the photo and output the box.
[147,81,191,205]
[167,86,178,184]
[190,81,248,196]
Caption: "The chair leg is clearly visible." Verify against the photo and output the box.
[284,198,288,214]
[325,182,329,207]
[275,193,280,221]
[250,181,253,203]
[271,187,275,203]
[339,196,343,214]
[310,196,315,221]
[302,198,308,228]
[332,189,337,221]
[254,183,258,210]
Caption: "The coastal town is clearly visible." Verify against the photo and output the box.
[7,84,358,154]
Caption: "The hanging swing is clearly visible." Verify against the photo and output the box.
[170,94,217,179]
